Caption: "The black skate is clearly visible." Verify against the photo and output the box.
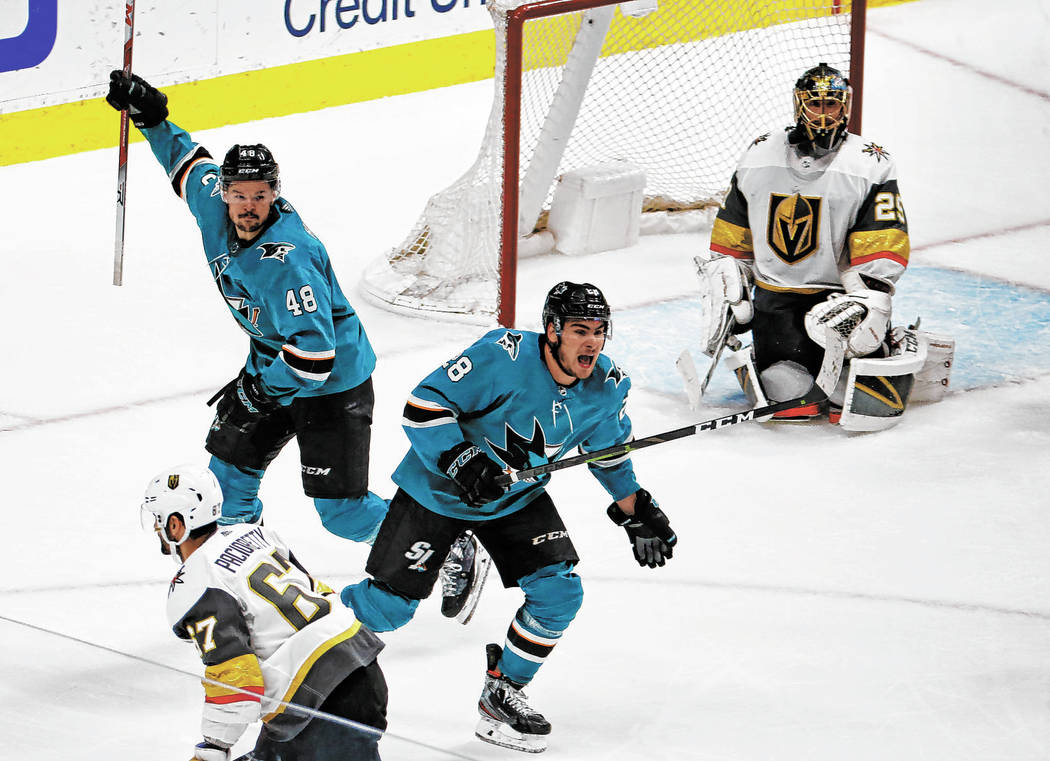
[439,530,491,624]
[475,644,551,753]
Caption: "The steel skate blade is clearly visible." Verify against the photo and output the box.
[475,716,548,753]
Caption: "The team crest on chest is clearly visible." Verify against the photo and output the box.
[487,417,564,473]
[766,193,822,264]
[258,242,295,262]
[496,331,523,360]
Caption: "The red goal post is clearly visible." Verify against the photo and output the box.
[361,0,868,327]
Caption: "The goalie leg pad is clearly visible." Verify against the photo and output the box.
[838,328,926,431]
[723,344,770,409]
[907,328,955,402]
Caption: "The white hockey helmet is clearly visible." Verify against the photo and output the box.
[141,465,223,554]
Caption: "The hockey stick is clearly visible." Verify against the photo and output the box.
[112,0,136,286]
[497,332,845,486]
[496,391,825,486]
[700,313,739,396]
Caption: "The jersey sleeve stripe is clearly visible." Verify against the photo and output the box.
[282,345,336,361]
[580,440,631,468]
[851,250,909,267]
[279,346,335,382]
[203,653,265,704]
[403,398,456,428]
[710,217,755,258]
[169,145,215,199]
[204,686,265,704]
[848,227,910,268]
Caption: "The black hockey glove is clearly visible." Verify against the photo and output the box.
[106,70,168,128]
[607,489,677,568]
[209,371,281,434]
[438,442,507,508]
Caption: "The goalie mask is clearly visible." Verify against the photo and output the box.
[793,62,852,155]
[141,465,223,558]
[542,281,612,339]
[220,143,280,198]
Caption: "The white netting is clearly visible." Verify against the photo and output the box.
[361,0,855,323]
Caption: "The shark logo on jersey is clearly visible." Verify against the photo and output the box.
[496,331,523,360]
[487,417,564,473]
[862,142,890,162]
[605,363,627,387]
[767,193,822,264]
[224,295,263,336]
[258,242,296,263]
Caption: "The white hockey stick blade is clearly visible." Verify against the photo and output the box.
[675,349,702,410]
[815,327,846,397]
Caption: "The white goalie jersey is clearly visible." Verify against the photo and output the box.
[709,128,910,293]
[166,523,383,745]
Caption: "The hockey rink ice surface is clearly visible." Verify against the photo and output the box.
[1,0,1048,758]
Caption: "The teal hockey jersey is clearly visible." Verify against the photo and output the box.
[140,120,375,401]
[396,330,641,520]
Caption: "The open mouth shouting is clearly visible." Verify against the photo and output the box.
[545,318,606,383]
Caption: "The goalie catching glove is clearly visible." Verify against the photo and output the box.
[804,283,891,358]
[607,489,677,568]
[695,254,753,355]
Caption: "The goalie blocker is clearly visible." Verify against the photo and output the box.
[836,327,954,431]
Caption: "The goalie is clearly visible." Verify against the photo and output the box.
[695,63,951,430]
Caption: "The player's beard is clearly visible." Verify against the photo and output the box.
[554,340,597,380]
[234,212,263,235]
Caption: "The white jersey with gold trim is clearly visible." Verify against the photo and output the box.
[166,523,383,744]
[710,128,909,293]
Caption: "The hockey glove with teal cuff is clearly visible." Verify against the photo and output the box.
[106,70,169,128]
[607,489,677,568]
[438,442,507,507]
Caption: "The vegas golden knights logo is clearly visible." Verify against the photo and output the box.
[167,474,180,490]
[767,193,822,263]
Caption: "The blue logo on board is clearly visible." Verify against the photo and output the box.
[0,1,58,73]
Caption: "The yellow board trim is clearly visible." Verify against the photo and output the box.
[0,0,914,167]
[0,31,495,167]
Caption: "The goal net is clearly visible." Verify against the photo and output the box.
[361,0,863,326]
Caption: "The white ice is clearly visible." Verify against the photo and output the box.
[1,0,1048,758]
